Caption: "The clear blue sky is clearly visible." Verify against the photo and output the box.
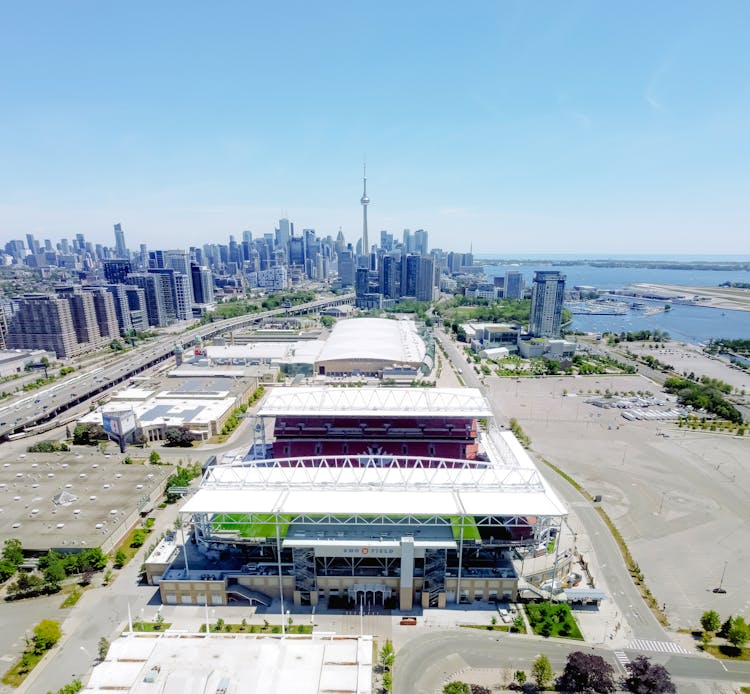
[1,1,748,254]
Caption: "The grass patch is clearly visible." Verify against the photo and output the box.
[450,516,482,541]
[132,621,172,632]
[704,644,750,660]
[539,457,669,628]
[459,624,511,632]
[1,651,43,687]
[60,586,82,608]
[198,623,312,634]
[212,513,292,539]
[112,526,153,566]
[525,602,583,640]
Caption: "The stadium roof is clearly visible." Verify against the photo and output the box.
[258,386,492,418]
[181,438,567,519]
[314,317,426,365]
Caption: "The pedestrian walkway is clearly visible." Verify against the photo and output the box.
[627,639,690,654]
[614,651,630,668]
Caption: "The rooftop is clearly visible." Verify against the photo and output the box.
[181,431,566,519]
[84,633,372,694]
[315,317,426,365]
[258,387,492,418]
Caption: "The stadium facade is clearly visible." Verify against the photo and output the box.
[154,387,567,611]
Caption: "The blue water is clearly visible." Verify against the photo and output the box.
[482,264,750,344]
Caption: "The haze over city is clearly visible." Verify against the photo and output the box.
[1,1,749,254]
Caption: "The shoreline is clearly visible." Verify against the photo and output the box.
[617,283,750,313]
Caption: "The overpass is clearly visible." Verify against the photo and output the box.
[0,293,354,440]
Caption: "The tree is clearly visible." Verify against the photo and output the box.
[149,450,161,464]
[700,610,721,633]
[382,671,393,692]
[114,550,127,567]
[532,654,553,690]
[727,617,749,649]
[164,426,195,447]
[557,651,616,694]
[2,538,24,566]
[98,637,110,661]
[33,620,62,654]
[514,670,527,685]
[43,558,67,588]
[623,655,676,694]
[379,640,395,670]
[0,559,16,582]
[443,683,470,694]
[718,616,734,638]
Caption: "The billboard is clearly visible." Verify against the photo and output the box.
[102,410,137,437]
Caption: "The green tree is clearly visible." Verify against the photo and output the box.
[382,671,393,692]
[0,559,16,582]
[43,558,67,588]
[379,639,395,670]
[515,670,527,685]
[149,450,161,464]
[700,610,721,633]
[2,538,24,566]
[130,529,147,548]
[727,617,749,649]
[114,550,127,567]
[532,654,553,690]
[98,637,110,661]
[33,620,62,654]
[443,683,470,694]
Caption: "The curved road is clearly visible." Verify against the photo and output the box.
[394,630,750,694]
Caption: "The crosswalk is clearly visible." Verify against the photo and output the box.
[614,651,630,667]
[627,639,689,654]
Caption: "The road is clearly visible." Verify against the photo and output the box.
[435,327,667,642]
[394,630,750,694]
[0,293,353,439]
[16,497,183,694]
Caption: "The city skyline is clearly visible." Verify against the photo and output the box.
[1,2,749,253]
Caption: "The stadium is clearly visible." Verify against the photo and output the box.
[154,387,568,611]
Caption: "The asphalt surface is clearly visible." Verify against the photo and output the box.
[394,630,750,694]
[435,328,667,642]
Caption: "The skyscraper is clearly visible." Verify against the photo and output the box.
[113,223,127,258]
[529,271,566,337]
[360,165,370,260]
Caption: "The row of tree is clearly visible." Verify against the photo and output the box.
[700,610,749,648]
[663,376,743,424]
[444,651,675,694]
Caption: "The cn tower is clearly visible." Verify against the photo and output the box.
[360,164,370,257]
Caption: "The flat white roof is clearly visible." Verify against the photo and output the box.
[84,634,372,694]
[315,317,426,365]
[258,386,492,418]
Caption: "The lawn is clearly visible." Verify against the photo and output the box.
[1,652,44,687]
[704,644,750,661]
[460,624,511,632]
[132,621,172,632]
[450,516,482,541]
[112,526,154,566]
[60,585,83,608]
[525,602,583,639]
[212,513,291,539]
[199,623,312,634]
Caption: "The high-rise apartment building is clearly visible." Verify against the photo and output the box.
[126,273,167,327]
[83,287,120,339]
[123,286,149,332]
[103,260,132,284]
[104,284,133,335]
[504,271,524,300]
[7,294,89,358]
[529,271,566,337]
[0,304,8,349]
[337,249,355,287]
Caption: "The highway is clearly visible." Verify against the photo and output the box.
[0,293,353,440]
